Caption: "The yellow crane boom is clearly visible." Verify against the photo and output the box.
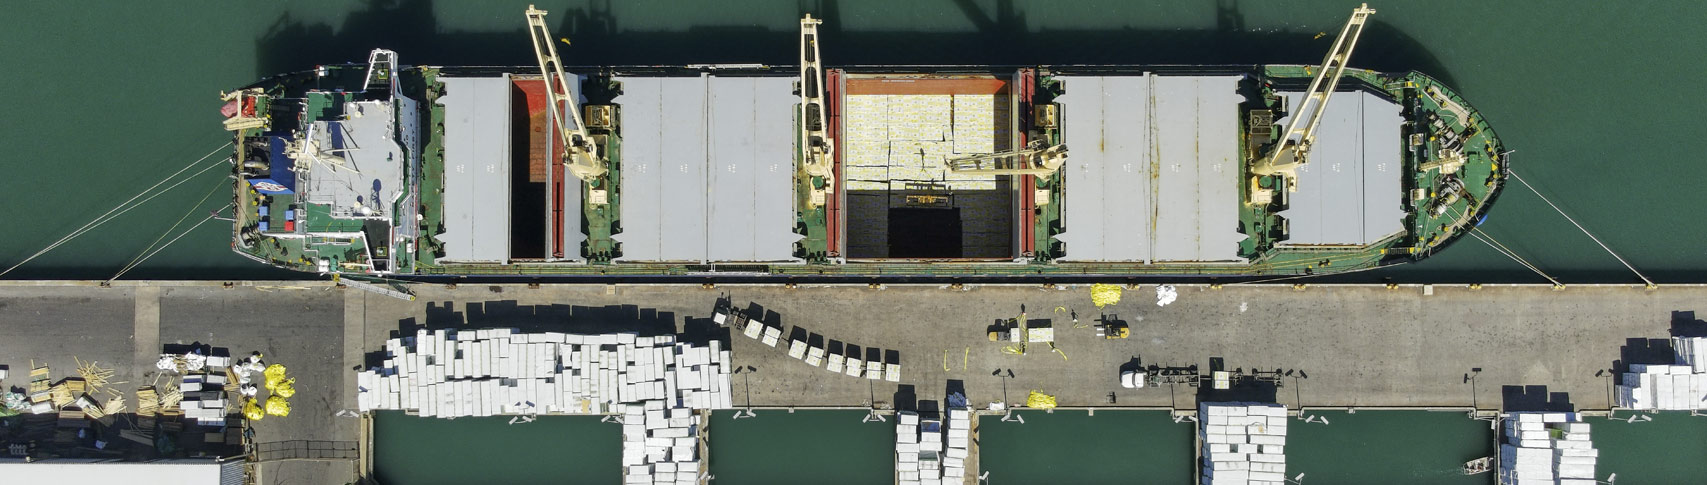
[526,5,607,184]
[1249,3,1375,205]
[799,15,835,207]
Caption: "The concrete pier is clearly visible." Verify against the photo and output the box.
[1,281,1701,484]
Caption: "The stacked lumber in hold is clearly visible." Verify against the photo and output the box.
[1499,412,1598,484]
[1615,336,1707,410]
[1199,402,1290,485]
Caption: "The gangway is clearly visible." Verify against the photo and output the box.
[1248,3,1376,205]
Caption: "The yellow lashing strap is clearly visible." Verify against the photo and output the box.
[1049,342,1068,362]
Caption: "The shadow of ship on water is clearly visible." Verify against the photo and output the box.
[254,0,1458,87]
[257,0,1691,285]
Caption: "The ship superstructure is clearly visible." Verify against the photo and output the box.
[223,4,1506,279]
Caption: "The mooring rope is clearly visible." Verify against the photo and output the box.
[1,143,233,277]
[1442,205,1561,285]
[109,180,228,281]
[1466,227,1560,286]
[1508,169,1654,286]
[108,205,231,282]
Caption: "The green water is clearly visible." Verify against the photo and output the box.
[707,409,894,485]
[2,1,1705,282]
[978,410,1194,484]
[1592,412,1707,484]
[1287,410,1493,485]
[371,411,620,484]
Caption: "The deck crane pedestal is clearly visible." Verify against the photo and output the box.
[1248,3,1375,206]
[799,15,835,208]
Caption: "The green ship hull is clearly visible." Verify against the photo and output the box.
[223,59,1504,281]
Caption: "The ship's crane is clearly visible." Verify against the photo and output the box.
[947,140,1068,176]
[1248,3,1375,205]
[526,5,607,185]
[799,15,835,207]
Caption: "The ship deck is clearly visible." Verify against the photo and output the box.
[231,62,1504,279]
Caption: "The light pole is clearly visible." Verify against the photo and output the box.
[1464,368,1482,410]
[733,365,757,418]
[1286,369,1306,409]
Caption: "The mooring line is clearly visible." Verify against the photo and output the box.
[110,180,228,281]
[1,143,233,277]
[1508,169,1653,286]
[1443,205,1561,286]
[108,206,229,282]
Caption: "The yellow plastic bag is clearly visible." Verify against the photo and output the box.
[264,395,291,417]
[243,399,265,420]
[1025,390,1057,409]
[264,364,289,391]
[1090,283,1122,308]
[273,378,297,398]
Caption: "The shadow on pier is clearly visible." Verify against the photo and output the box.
[1500,385,1574,413]
[367,299,733,367]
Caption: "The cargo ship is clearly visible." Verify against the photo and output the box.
[221,5,1505,280]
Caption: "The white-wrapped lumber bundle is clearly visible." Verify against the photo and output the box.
[355,328,736,417]
[1199,402,1289,485]
[1613,336,1707,410]
[1499,412,1598,484]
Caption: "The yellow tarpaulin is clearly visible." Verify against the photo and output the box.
[243,399,265,420]
[1090,284,1122,308]
[264,364,289,391]
[273,378,297,398]
[264,395,291,417]
[1025,390,1057,409]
